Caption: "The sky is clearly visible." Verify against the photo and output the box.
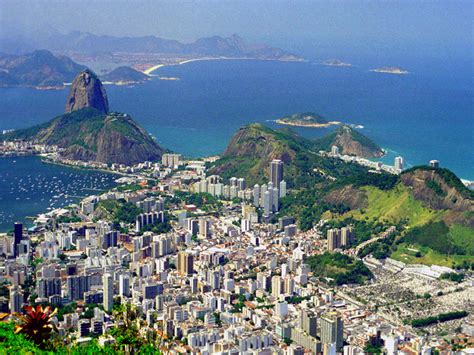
[0,0,472,63]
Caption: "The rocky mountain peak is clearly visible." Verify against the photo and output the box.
[65,69,109,114]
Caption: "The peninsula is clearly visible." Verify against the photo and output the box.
[1,70,164,165]
[275,112,341,128]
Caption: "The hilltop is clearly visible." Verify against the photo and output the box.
[2,70,164,165]
[0,50,85,87]
[65,70,109,114]
[313,125,384,158]
[323,166,473,267]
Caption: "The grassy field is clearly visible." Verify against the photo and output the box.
[332,184,474,267]
[391,243,474,267]
[342,184,445,228]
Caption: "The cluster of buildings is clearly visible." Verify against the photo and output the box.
[191,159,287,221]
[0,152,472,354]
[326,145,404,175]
[0,140,62,156]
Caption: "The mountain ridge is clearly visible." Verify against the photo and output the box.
[0,49,85,87]
[1,30,303,62]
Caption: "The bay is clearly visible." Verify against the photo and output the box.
[0,59,472,181]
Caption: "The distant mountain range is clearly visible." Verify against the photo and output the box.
[0,28,303,61]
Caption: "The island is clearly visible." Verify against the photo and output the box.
[101,66,150,85]
[322,59,352,67]
[370,66,409,75]
[275,112,341,128]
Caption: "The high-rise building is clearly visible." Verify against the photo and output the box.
[299,309,317,337]
[67,275,90,301]
[253,184,260,206]
[199,219,210,238]
[321,312,344,350]
[237,177,246,190]
[331,145,340,156]
[38,278,61,299]
[162,153,182,168]
[13,222,23,258]
[429,160,439,168]
[9,286,23,313]
[103,273,113,313]
[327,229,341,251]
[263,190,272,217]
[279,180,287,198]
[278,216,295,231]
[177,251,194,276]
[394,156,404,171]
[270,159,284,187]
[186,218,199,235]
[272,187,279,212]
[260,184,267,207]
[340,227,353,247]
[229,177,238,187]
[119,274,130,297]
[271,275,283,297]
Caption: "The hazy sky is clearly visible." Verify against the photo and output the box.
[1,0,472,61]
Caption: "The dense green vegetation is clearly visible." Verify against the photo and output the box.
[440,272,465,283]
[0,321,158,354]
[56,215,82,224]
[173,191,223,211]
[305,252,373,285]
[364,343,383,354]
[139,216,172,234]
[400,221,465,255]
[410,310,468,328]
[113,202,143,224]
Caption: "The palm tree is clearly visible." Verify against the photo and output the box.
[14,305,57,348]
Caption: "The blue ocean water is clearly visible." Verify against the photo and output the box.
[0,157,117,231]
[0,59,472,182]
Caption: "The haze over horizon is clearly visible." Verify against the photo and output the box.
[1,0,472,66]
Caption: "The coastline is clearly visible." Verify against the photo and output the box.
[144,56,305,75]
[40,156,128,177]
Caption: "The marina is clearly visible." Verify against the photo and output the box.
[0,156,117,230]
